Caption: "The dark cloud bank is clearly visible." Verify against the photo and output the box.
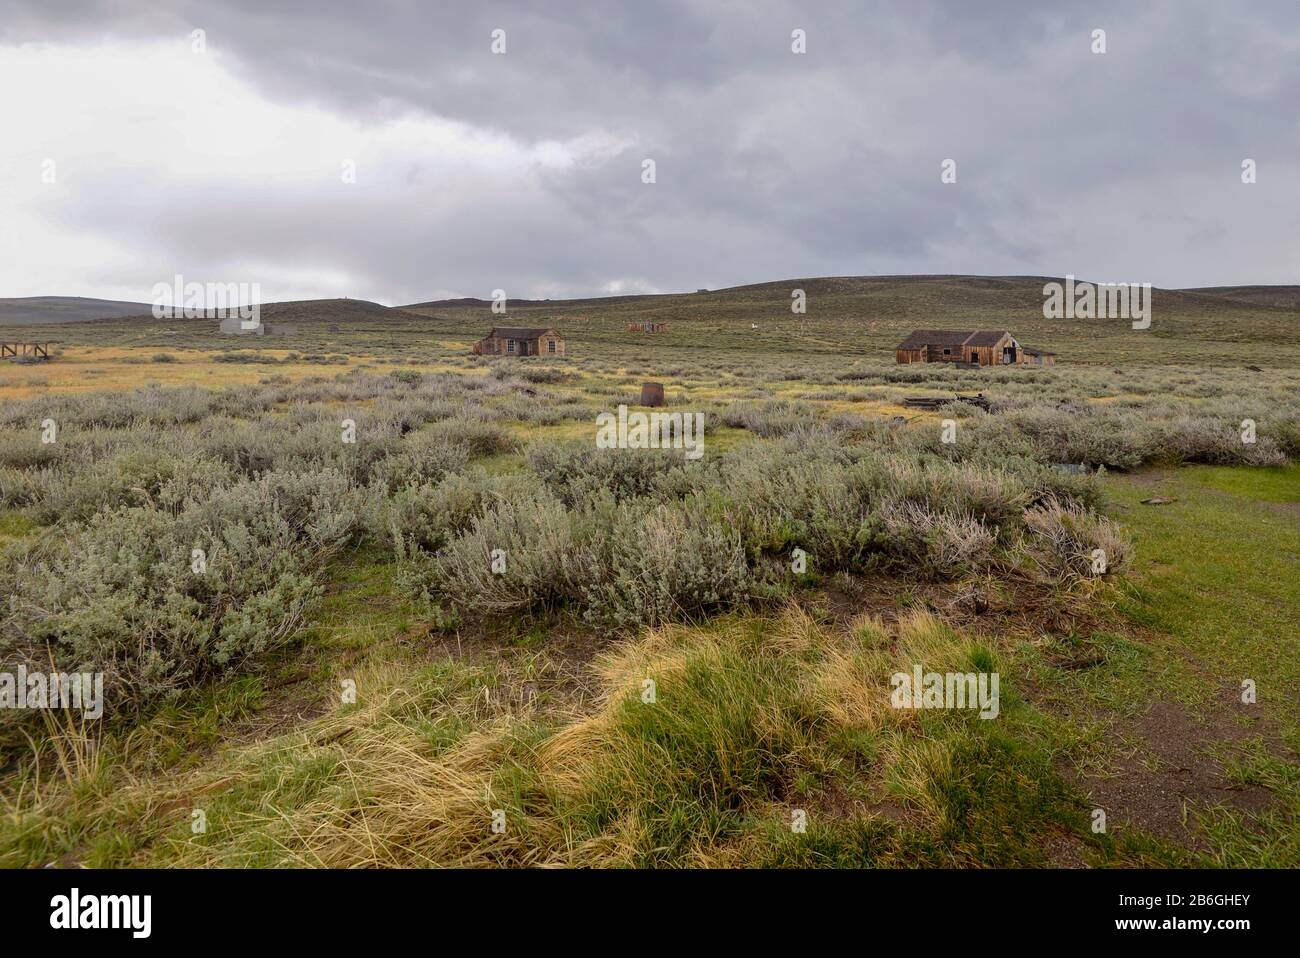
[4,0,1298,302]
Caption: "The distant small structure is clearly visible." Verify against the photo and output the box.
[895,329,1056,367]
[628,321,667,333]
[472,326,565,357]
[219,317,263,336]
[640,382,665,407]
[0,342,54,361]
[696,288,708,293]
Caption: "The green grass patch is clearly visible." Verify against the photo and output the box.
[1108,466,1300,738]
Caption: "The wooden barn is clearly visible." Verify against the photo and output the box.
[895,329,1055,367]
[628,321,667,332]
[472,326,565,357]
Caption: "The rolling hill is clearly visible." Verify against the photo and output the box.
[3,278,1296,366]
[219,298,399,326]
[400,275,1300,364]
[403,275,1300,327]
[0,296,153,325]
[1182,286,1300,309]
[0,298,406,353]
[0,297,398,328]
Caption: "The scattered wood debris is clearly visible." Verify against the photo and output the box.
[901,392,992,412]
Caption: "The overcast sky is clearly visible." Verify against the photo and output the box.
[1,0,1297,305]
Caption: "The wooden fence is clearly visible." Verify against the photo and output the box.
[0,342,55,360]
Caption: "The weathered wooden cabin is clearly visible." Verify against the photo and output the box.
[895,329,1055,367]
[472,326,565,357]
[628,321,667,333]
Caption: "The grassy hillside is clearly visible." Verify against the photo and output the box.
[400,274,1299,366]
[220,298,399,326]
[0,296,152,325]
[1184,286,1300,310]
[4,277,1296,368]
[0,299,403,355]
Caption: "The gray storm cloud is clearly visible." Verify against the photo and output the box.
[2,0,1298,302]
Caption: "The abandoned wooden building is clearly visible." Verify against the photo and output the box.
[472,326,565,357]
[895,330,1056,367]
[217,317,300,337]
[627,321,667,333]
[219,316,263,336]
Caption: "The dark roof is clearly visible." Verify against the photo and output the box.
[965,330,1013,346]
[485,326,558,340]
[896,329,1013,349]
